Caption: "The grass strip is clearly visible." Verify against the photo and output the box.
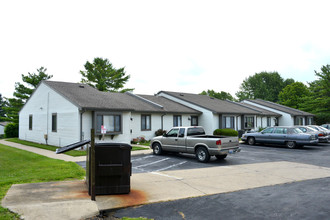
[0,144,85,219]
[6,138,149,157]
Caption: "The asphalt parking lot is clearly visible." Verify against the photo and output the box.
[109,142,330,220]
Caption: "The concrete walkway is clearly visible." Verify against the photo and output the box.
[0,139,152,162]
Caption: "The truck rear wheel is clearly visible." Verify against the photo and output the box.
[195,147,210,163]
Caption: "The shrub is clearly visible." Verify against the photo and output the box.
[4,123,18,138]
[155,129,166,136]
[213,128,238,136]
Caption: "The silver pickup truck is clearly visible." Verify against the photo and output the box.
[150,126,240,162]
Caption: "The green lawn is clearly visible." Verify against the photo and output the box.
[6,138,149,157]
[0,144,86,219]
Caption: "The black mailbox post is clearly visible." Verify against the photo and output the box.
[86,143,132,195]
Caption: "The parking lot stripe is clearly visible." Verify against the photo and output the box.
[134,158,170,168]
[131,155,154,162]
[150,171,183,180]
[153,161,187,172]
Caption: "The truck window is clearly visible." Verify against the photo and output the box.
[178,128,185,138]
[187,127,205,136]
[167,129,179,137]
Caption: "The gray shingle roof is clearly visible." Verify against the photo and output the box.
[43,81,200,114]
[246,99,314,116]
[158,91,262,115]
[237,102,282,117]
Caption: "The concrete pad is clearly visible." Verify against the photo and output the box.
[3,161,330,219]
[2,181,99,220]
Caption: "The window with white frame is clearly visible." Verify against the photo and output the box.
[223,116,235,129]
[52,113,57,132]
[141,114,151,130]
[29,115,33,130]
[96,113,121,134]
[191,116,198,126]
[173,115,182,127]
[244,116,254,129]
[267,117,271,127]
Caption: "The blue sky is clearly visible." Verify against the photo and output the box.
[1,0,329,99]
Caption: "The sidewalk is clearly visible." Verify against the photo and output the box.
[0,139,152,162]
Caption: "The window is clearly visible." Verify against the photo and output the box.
[223,116,234,129]
[29,115,33,130]
[52,113,57,132]
[187,127,205,136]
[267,117,271,127]
[275,127,287,134]
[245,116,254,129]
[178,128,185,137]
[96,113,121,134]
[173,115,182,127]
[295,117,304,125]
[141,115,151,130]
[262,127,274,134]
[191,116,198,126]
[167,128,179,137]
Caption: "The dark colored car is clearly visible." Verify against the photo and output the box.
[241,126,319,149]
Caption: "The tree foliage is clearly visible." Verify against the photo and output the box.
[80,57,133,93]
[200,90,235,101]
[0,94,7,121]
[236,71,294,102]
[278,82,310,109]
[3,67,52,123]
[299,64,330,124]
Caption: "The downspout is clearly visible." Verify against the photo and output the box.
[80,109,85,141]
[45,92,49,145]
[161,114,166,130]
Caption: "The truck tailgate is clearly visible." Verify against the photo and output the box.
[220,137,239,149]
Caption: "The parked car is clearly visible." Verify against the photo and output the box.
[241,126,319,149]
[150,126,240,163]
[307,125,330,142]
[321,124,330,129]
[295,126,327,143]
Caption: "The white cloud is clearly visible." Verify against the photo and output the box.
[1,0,329,99]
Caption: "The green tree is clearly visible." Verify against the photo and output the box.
[300,64,330,124]
[200,90,235,101]
[80,57,133,92]
[4,67,52,123]
[236,71,294,102]
[0,94,7,121]
[278,82,310,109]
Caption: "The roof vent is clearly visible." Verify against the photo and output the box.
[210,97,214,100]
[79,85,85,88]
[180,94,184,96]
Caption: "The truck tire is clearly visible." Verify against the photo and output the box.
[195,147,210,163]
[215,154,227,160]
[152,143,163,155]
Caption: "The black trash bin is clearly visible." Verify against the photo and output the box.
[86,143,132,195]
